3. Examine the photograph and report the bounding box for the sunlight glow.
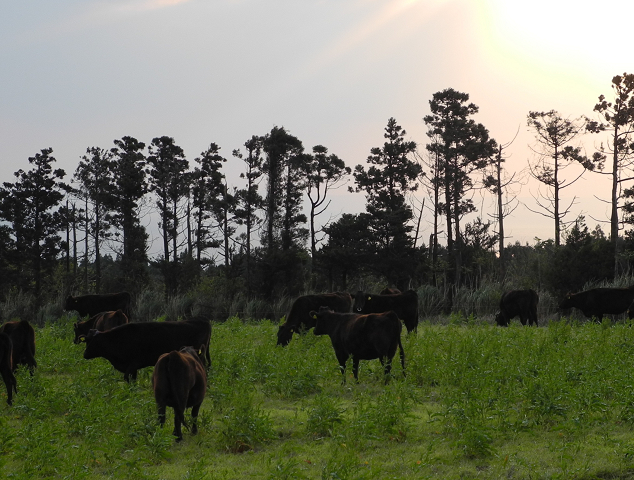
[476,0,634,95]
[305,0,451,75]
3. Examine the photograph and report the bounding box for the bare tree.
[526,110,596,247]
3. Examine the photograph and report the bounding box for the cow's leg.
[383,357,393,384]
[157,404,166,427]
[173,409,184,442]
[1,369,15,405]
[336,352,349,384]
[191,404,201,435]
[352,357,361,383]
[519,315,527,326]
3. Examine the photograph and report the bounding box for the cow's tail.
[167,352,189,431]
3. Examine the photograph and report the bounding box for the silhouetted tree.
[526,110,596,247]
[0,148,68,299]
[233,136,264,293]
[424,89,497,297]
[352,117,421,287]
[109,136,149,292]
[147,136,189,298]
[73,147,115,292]
[304,145,350,264]
[587,73,634,274]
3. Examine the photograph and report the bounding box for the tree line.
[2,75,634,312]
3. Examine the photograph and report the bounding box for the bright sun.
[475,0,634,97]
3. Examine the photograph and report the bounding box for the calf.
[65,292,131,319]
[0,333,16,405]
[353,290,419,334]
[83,320,211,382]
[73,310,129,344]
[153,346,207,442]
[0,320,36,375]
[560,287,634,322]
[495,289,539,326]
[311,307,405,384]
[277,292,352,346]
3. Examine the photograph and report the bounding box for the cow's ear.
[368,296,372,300]
[79,336,86,343]
[309,310,317,319]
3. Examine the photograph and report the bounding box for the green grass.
[3,316,634,478]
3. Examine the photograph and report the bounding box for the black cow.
[73,310,129,344]
[380,288,401,295]
[83,320,211,382]
[311,307,405,384]
[0,333,16,405]
[153,346,207,442]
[65,292,131,319]
[277,292,352,346]
[0,320,36,375]
[495,289,539,326]
[560,287,634,322]
[353,290,419,334]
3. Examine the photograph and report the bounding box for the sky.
[1,0,633,255]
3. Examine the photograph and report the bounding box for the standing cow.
[277,292,352,346]
[560,287,634,322]
[73,310,129,344]
[0,320,36,375]
[353,290,419,334]
[0,333,17,405]
[311,307,405,384]
[83,320,211,382]
[153,346,207,442]
[65,292,131,319]
[495,290,539,326]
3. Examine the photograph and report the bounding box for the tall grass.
[5,316,634,477]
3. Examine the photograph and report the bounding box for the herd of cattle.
[1,285,634,440]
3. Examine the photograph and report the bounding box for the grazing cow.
[0,320,36,375]
[311,307,405,384]
[277,292,352,346]
[83,320,211,382]
[153,346,207,442]
[559,287,634,322]
[73,310,129,344]
[65,292,131,319]
[0,333,16,405]
[495,289,539,327]
[353,290,419,334]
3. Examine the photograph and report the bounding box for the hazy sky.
[2,0,633,252]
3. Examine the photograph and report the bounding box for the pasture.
[2,315,634,479]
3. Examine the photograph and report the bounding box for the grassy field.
[3,315,634,479]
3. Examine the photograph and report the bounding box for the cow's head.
[494,312,509,327]
[353,291,369,313]
[82,329,101,359]
[73,322,88,344]
[559,293,574,310]
[311,306,334,336]
[64,295,77,311]
[276,323,294,347]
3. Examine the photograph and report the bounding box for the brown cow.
[153,346,207,442]
[310,307,405,384]
[0,333,17,405]
[0,320,36,375]
[277,292,352,346]
[73,310,129,344]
